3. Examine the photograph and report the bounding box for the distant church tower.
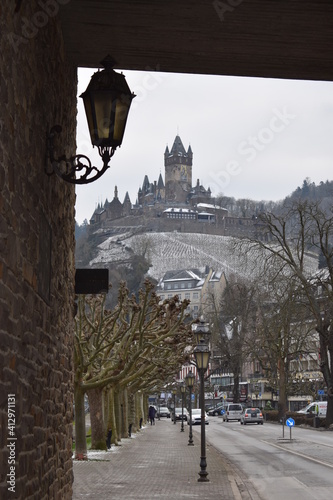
[164,135,192,203]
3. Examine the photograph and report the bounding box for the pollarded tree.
[74,280,193,459]
[251,199,333,426]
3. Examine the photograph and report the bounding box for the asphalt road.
[192,416,333,500]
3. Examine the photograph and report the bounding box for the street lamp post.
[194,337,211,483]
[185,371,195,445]
[173,389,177,424]
[180,383,186,432]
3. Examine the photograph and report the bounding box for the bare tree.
[250,199,333,426]
[210,275,257,402]
[252,272,314,418]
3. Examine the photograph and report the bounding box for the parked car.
[172,407,188,421]
[223,403,243,422]
[157,406,170,418]
[207,403,225,416]
[240,407,264,425]
[188,408,209,425]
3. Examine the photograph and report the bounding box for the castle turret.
[164,134,192,203]
[123,191,132,215]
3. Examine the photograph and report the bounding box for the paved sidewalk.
[73,419,261,499]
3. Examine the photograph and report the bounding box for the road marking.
[262,440,333,469]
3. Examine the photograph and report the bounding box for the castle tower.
[164,135,192,203]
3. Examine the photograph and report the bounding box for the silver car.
[240,407,264,425]
[223,403,243,422]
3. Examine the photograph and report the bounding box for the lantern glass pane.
[93,91,114,140]
[202,351,210,369]
[114,98,131,144]
[82,95,95,144]
[195,349,210,370]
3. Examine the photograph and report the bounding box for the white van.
[297,401,327,418]
[223,403,243,422]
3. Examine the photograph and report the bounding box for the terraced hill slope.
[89,230,318,282]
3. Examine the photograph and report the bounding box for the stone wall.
[0,2,76,498]
[96,211,262,239]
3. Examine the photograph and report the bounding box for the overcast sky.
[75,68,333,225]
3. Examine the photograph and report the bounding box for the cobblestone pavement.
[73,419,261,499]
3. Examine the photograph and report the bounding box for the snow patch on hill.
[90,231,257,280]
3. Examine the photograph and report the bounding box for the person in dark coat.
[148,406,156,425]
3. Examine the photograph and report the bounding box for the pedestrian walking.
[148,405,156,425]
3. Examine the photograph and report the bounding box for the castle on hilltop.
[89,134,263,239]
[90,134,213,223]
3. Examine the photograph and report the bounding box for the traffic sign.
[318,389,325,396]
[286,418,295,427]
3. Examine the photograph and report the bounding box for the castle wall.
[0,2,76,498]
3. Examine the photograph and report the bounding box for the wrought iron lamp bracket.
[46,125,115,184]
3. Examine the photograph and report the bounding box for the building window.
[193,292,199,299]
[185,293,190,299]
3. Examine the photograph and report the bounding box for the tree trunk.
[114,387,123,442]
[122,387,129,438]
[233,371,240,402]
[74,382,87,460]
[129,391,137,432]
[107,387,119,445]
[135,391,144,429]
[87,387,107,450]
[277,357,287,420]
[324,345,333,427]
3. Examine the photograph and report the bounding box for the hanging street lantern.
[46,55,135,184]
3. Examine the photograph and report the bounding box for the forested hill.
[287,178,333,202]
